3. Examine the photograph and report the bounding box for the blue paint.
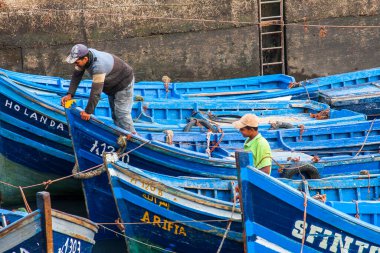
[0,67,295,100]
[4,66,380,101]
[319,82,380,119]
[238,151,380,253]
[1,69,377,182]
[105,156,380,252]
[0,193,97,253]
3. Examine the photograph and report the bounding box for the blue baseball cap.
[66,44,89,64]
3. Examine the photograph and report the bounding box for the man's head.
[232,114,259,138]
[66,44,89,68]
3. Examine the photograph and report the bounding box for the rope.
[299,125,305,141]
[353,200,360,219]
[115,218,125,232]
[162,76,171,99]
[354,119,376,158]
[2,4,196,10]
[19,187,32,213]
[72,163,106,179]
[0,136,150,216]
[205,131,212,157]
[209,131,225,153]
[216,181,237,253]
[0,179,18,189]
[302,84,312,102]
[97,219,230,225]
[118,140,151,159]
[300,192,308,253]
[3,7,380,30]
[359,170,372,199]
[310,109,330,120]
[312,193,326,203]
[97,224,177,253]
[164,130,174,145]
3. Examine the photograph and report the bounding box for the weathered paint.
[0,192,98,253]
[237,151,380,253]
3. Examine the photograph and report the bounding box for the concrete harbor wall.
[0,0,378,81]
[285,0,380,80]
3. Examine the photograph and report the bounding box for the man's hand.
[80,111,91,121]
[61,94,72,107]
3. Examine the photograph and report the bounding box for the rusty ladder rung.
[261,16,282,21]
[261,31,283,35]
[262,46,282,51]
[262,62,283,66]
[258,0,285,75]
[260,0,281,4]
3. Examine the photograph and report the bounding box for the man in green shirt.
[233,114,272,175]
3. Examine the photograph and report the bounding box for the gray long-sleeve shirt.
[68,48,134,114]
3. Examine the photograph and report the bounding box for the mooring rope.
[98,224,177,253]
[216,181,237,253]
[354,119,376,158]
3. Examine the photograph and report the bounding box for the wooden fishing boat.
[237,151,380,253]
[7,75,367,133]
[66,103,380,241]
[4,67,380,101]
[0,154,80,206]
[105,153,242,253]
[0,71,368,181]
[319,81,380,119]
[0,67,295,101]
[0,191,98,253]
[103,153,380,251]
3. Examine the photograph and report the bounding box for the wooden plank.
[37,191,53,253]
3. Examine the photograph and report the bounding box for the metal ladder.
[258,0,285,75]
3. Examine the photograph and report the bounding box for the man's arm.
[84,73,106,115]
[255,143,272,175]
[259,166,271,175]
[67,66,85,96]
[61,67,85,107]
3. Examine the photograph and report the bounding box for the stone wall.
[0,0,259,81]
[1,0,379,81]
[285,0,380,80]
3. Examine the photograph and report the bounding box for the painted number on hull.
[130,177,163,196]
[90,140,115,156]
[58,238,81,253]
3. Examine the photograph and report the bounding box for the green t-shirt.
[244,133,272,173]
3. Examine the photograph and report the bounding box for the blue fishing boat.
[0,154,81,206]
[319,81,380,119]
[105,153,242,253]
[4,67,380,101]
[4,71,366,133]
[0,191,98,253]
[68,101,380,243]
[1,71,368,181]
[104,153,380,252]
[124,99,365,132]
[0,67,295,101]
[67,104,380,178]
[0,75,75,177]
[237,151,380,253]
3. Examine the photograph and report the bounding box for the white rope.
[98,224,177,253]
[206,131,212,157]
[216,181,237,253]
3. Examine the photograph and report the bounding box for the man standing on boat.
[233,114,272,174]
[61,44,136,133]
